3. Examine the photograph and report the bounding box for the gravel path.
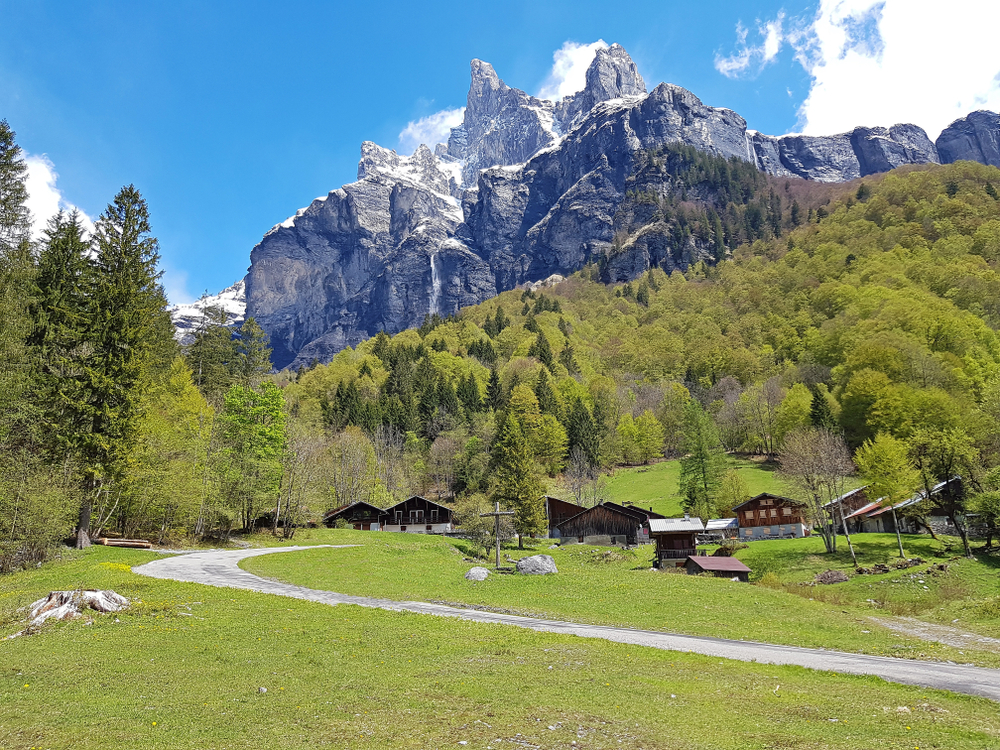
[133,545,1000,702]
[869,616,1000,652]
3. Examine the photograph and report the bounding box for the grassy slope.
[734,535,1000,639]
[244,529,1000,668]
[600,457,795,517]
[3,549,999,749]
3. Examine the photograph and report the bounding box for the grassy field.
[244,529,1000,668]
[732,534,1000,639]
[2,545,1000,749]
[599,457,798,517]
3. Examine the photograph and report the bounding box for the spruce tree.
[234,316,272,387]
[677,400,727,521]
[528,330,555,371]
[487,368,505,411]
[78,185,171,547]
[808,383,837,429]
[566,397,600,466]
[186,304,238,402]
[534,369,560,418]
[457,372,482,414]
[0,119,36,443]
[489,411,545,547]
[27,211,93,454]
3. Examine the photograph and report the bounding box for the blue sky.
[3,0,999,303]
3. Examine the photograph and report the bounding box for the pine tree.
[808,383,837,429]
[488,411,545,547]
[457,372,483,414]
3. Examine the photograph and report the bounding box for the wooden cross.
[480,501,515,569]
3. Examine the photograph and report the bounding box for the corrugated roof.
[842,500,884,521]
[823,485,869,508]
[649,517,705,533]
[685,556,751,573]
[706,518,739,530]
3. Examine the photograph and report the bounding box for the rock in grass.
[516,555,558,575]
[815,569,850,585]
[464,567,490,581]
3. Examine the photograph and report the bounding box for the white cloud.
[398,107,466,154]
[24,154,94,240]
[537,40,608,101]
[715,14,786,78]
[717,1,1000,139]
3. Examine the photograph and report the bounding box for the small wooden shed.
[649,516,705,567]
[684,556,751,582]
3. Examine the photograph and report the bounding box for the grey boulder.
[464,566,490,581]
[516,554,558,575]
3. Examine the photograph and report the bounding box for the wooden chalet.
[380,496,454,534]
[322,501,385,530]
[649,516,704,567]
[733,493,809,540]
[555,502,648,546]
[684,556,751,582]
[843,477,964,535]
[542,496,586,538]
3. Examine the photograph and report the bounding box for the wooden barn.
[733,493,809,540]
[555,502,648,546]
[322,501,385,530]
[380,496,454,534]
[684,556,751,582]
[649,516,704,567]
[542,496,586,538]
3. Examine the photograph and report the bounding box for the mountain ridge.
[238,44,1000,370]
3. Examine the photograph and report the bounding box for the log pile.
[96,538,152,549]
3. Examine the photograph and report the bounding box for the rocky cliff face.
[244,44,1000,369]
[169,280,245,345]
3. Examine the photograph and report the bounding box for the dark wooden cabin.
[380,496,454,534]
[684,556,751,582]
[323,501,385,530]
[649,516,705,567]
[733,493,809,540]
[543,496,586,537]
[554,502,647,546]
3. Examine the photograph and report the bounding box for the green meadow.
[2,543,1000,749]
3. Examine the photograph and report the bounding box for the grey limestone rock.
[242,44,1000,369]
[464,567,490,581]
[516,554,558,575]
[937,110,1000,167]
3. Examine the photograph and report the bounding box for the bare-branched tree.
[779,427,856,560]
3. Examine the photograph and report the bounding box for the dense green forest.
[3,114,1000,570]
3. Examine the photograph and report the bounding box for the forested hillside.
[3,108,1000,568]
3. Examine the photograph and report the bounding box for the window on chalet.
[395,511,403,524]
[782,508,792,516]
[770,509,778,518]
[410,510,423,523]
[430,509,439,522]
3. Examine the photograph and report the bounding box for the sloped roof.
[649,517,705,533]
[842,500,884,521]
[685,556,751,573]
[732,493,805,512]
[382,495,452,514]
[822,485,869,508]
[322,500,386,520]
[706,518,739,531]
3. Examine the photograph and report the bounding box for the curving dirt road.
[133,545,1000,702]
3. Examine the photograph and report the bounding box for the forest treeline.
[3,115,1000,570]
